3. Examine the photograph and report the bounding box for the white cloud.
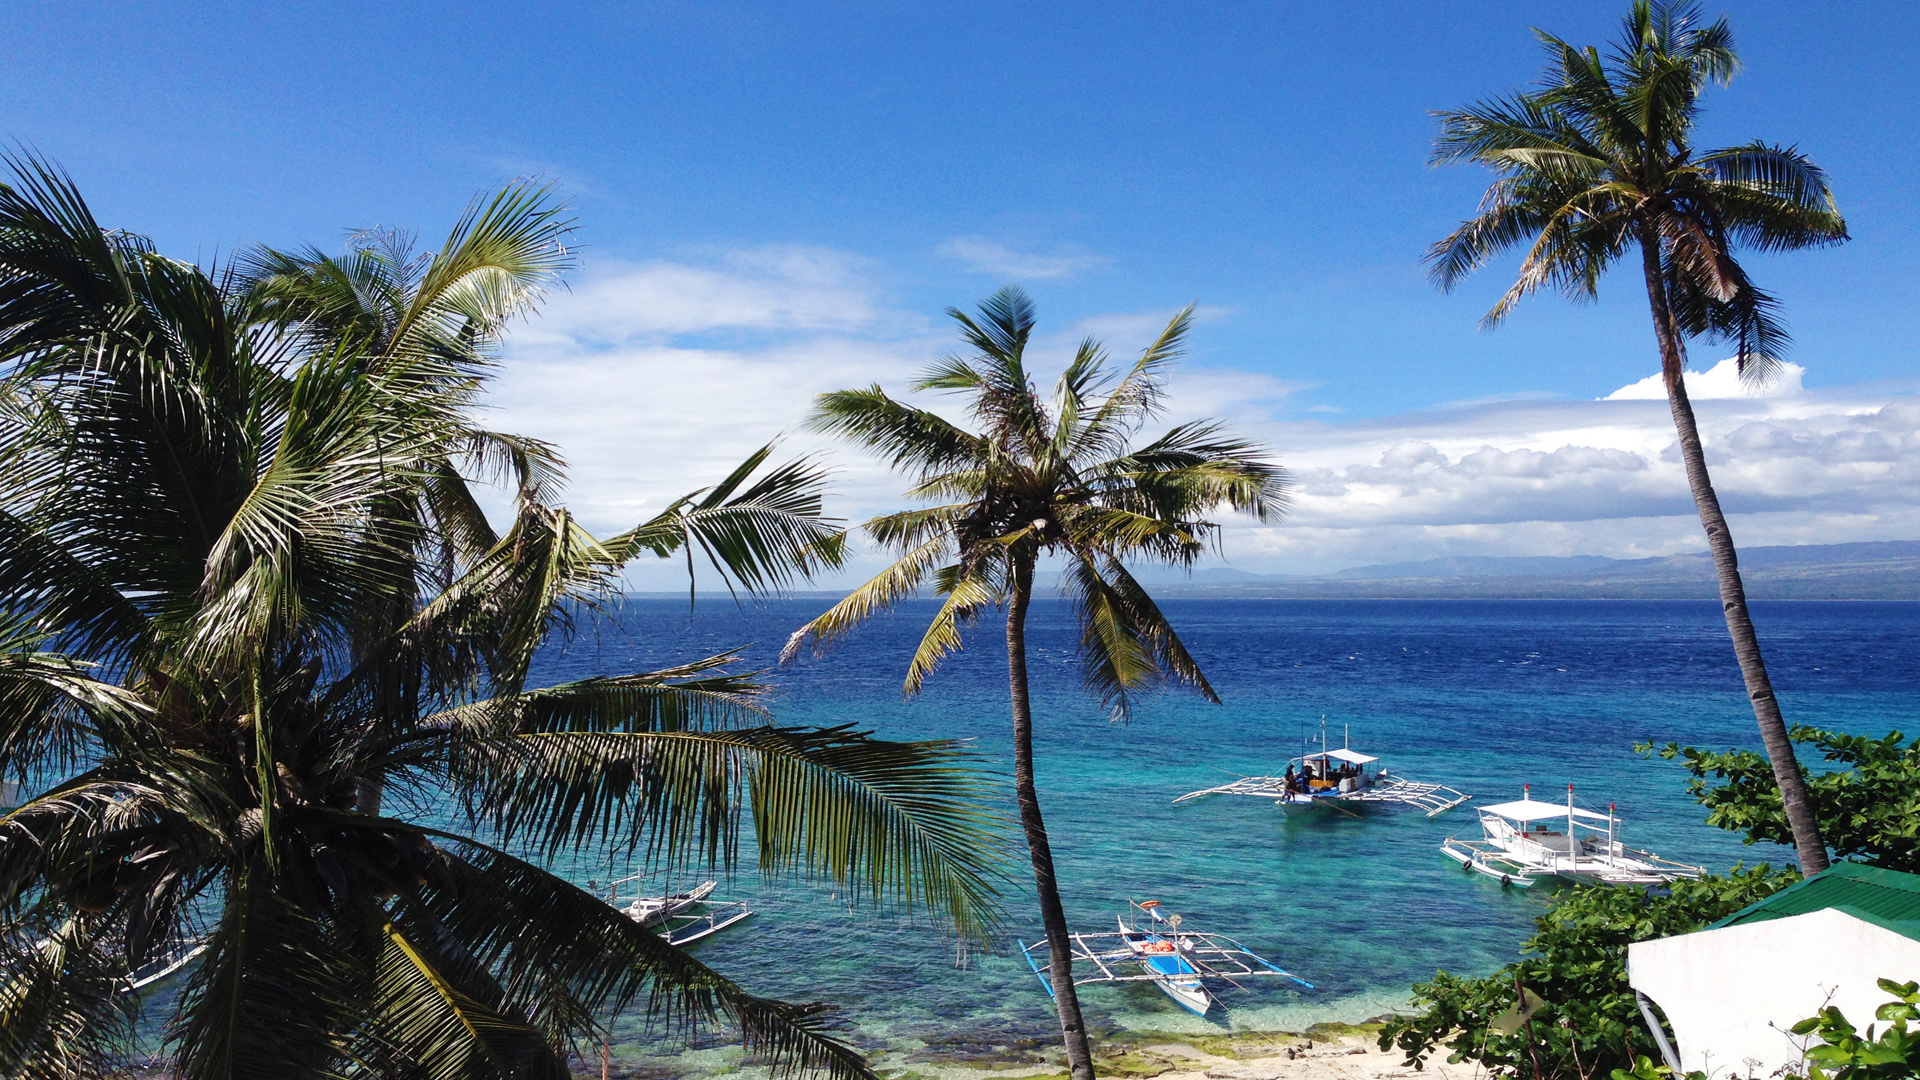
[515,247,894,346]
[1214,385,1920,573]
[937,236,1111,280]
[1605,356,1806,400]
[490,254,1920,586]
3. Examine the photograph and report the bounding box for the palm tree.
[1427,0,1847,871]
[782,287,1288,1079]
[0,155,1005,1079]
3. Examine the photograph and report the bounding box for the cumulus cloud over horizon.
[488,254,1920,584]
[1604,356,1807,401]
[1228,393,1920,571]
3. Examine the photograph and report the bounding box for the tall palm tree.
[1427,0,1847,870]
[0,155,1005,1079]
[783,287,1288,1079]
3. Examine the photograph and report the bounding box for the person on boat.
[1282,764,1298,793]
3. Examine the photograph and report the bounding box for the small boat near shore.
[1174,722,1470,817]
[1440,784,1704,887]
[125,940,208,993]
[623,879,716,925]
[1117,902,1209,1013]
[603,875,753,946]
[1020,900,1312,1017]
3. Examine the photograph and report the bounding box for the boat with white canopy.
[1440,784,1704,887]
[1174,721,1469,816]
[1020,900,1313,1017]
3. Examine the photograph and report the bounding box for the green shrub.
[1646,728,1920,873]
[1378,868,1796,1078]
[1794,978,1920,1080]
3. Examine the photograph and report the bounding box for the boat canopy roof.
[1301,748,1379,765]
[1479,798,1615,823]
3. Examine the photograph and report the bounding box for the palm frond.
[1092,421,1292,524]
[385,179,574,366]
[427,659,768,739]
[404,835,879,1080]
[365,922,568,1080]
[904,562,998,695]
[453,722,1007,939]
[0,913,136,1080]
[1059,553,1217,720]
[806,388,983,481]
[934,288,1051,452]
[603,445,847,600]
[1071,306,1192,464]
[1699,142,1838,213]
[167,859,363,1080]
[780,533,949,663]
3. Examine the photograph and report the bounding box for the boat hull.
[626,880,717,925]
[1119,917,1212,1016]
[1441,839,1535,887]
[660,901,752,946]
[1139,956,1210,1015]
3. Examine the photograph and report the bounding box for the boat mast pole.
[1567,784,1577,873]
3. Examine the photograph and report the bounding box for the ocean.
[529,597,1920,1074]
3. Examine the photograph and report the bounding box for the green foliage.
[0,154,1006,1080]
[1426,0,1846,372]
[1645,728,1920,872]
[1794,978,1920,1080]
[1379,867,1796,1078]
[1611,1054,1694,1080]
[783,285,1290,717]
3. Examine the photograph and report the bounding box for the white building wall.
[1628,908,1920,1077]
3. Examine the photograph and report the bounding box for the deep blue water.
[533,599,1918,1070]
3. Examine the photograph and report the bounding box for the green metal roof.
[1711,862,1920,944]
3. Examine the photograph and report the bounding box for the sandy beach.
[863,1026,1468,1080]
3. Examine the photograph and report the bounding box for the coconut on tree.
[1427,0,1848,869]
[783,287,1288,1079]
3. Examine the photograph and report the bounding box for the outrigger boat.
[125,939,208,993]
[1020,900,1312,1017]
[603,875,753,946]
[1174,721,1470,817]
[1440,784,1705,887]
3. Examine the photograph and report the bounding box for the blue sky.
[6,2,1917,575]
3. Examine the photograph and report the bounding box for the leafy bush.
[1645,728,1920,873]
[1794,978,1920,1080]
[1378,867,1796,1078]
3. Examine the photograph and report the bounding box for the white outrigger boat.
[603,875,753,946]
[1174,722,1470,817]
[125,939,207,993]
[1020,900,1312,1017]
[1440,784,1705,887]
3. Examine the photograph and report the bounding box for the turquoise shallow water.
[526,598,1920,1071]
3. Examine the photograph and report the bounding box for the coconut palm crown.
[0,155,1004,1080]
[1427,0,1847,869]
[783,286,1287,1079]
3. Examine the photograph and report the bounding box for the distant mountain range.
[1120,541,1920,600]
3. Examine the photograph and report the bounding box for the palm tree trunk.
[1638,230,1829,873]
[1007,553,1097,1080]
